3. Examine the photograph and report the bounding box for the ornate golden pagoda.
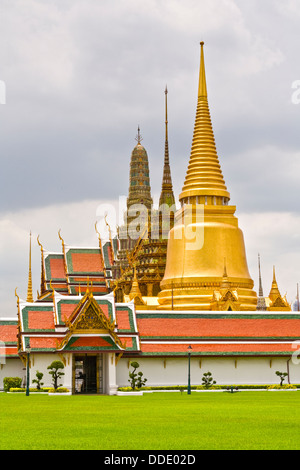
[265,266,291,311]
[158,42,257,311]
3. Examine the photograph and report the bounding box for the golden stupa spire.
[269,265,281,302]
[158,43,257,311]
[179,42,230,204]
[26,231,34,303]
[198,42,207,98]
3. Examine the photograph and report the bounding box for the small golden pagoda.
[265,266,291,311]
[158,42,257,311]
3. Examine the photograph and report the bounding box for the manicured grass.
[1,391,300,450]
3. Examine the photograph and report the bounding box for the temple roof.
[2,304,300,358]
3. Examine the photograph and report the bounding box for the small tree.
[128,361,147,390]
[275,371,288,387]
[48,361,65,391]
[202,371,216,389]
[32,370,44,390]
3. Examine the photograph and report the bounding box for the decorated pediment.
[211,289,240,311]
[75,304,112,331]
[57,291,125,351]
[271,296,286,308]
[221,290,238,303]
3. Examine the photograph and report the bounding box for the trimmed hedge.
[118,384,300,392]
[3,377,22,392]
[8,387,52,393]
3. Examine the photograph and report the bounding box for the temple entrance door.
[74,355,99,394]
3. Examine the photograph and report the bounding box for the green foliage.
[3,377,22,392]
[9,388,48,393]
[128,361,147,390]
[275,371,288,386]
[48,387,69,393]
[202,372,217,389]
[32,371,44,390]
[267,384,297,390]
[47,361,65,391]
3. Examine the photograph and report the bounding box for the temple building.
[113,87,176,306]
[1,43,299,394]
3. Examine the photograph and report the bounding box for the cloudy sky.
[1,0,300,316]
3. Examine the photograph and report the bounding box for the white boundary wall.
[117,356,300,387]
[2,354,300,392]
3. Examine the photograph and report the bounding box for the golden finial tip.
[200,41,204,46]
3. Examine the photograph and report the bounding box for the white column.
[105,353,118,395]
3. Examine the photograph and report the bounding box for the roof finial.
[26,231,34,303]
[37,235,46,296]
[135,125,143,144]
[198,41,207,98]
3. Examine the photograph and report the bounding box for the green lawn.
[0,391,300,450]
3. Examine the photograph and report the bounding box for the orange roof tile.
[0,324,18,342]
[141,342,296,354]
[137,317,300,339]
[28,310,55,330]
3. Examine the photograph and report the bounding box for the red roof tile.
[0,324,18,342]
[28,310,55,330]
[137,317,300,338]
[71,252,104,272]
[49,258,66,279]
[141,342,296,354]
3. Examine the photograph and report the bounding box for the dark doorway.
[74,356,97,394]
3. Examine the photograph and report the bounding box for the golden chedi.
[158,42,257,311]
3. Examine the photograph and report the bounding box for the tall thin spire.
[258,254,264,297]
[256,254,266,310]
[179,42,230,204]
[26,231,34,303]
[198,41,207,98]
[159,86,175,209]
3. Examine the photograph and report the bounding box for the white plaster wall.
[0,358,25,390]
[28,353,72,390]
[116,357,300,387]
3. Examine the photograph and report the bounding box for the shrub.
[267,384,297,390]
[32,371,44,390]
[9,388,49,393]
[48,387,69,393]
[47,361,65,391]
[202,372,217,389]
[128,362,147,390]
[3,377,22,392]
[275,371,288,386]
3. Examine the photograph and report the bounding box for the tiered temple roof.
[2,304,300,359]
